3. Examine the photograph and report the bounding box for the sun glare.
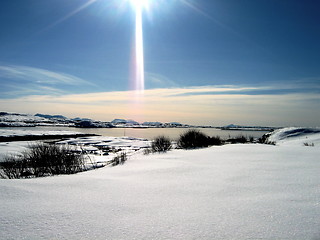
[130,0,149,10]
[129,0,147,92]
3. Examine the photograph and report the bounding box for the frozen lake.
[0,126,270,140]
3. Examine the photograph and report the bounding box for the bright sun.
[129,0,149,10]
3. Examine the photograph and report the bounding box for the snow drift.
[0,128,320,239]
[267,127,320,146]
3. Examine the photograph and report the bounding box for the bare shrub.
[0,143,84,179]
[265,141,276,145]
[303,142,315,147]
[177,129,209,149]
[151,136,172,153]
[0,155,25,179]
[208,136,224,146]
[258,131,273,143]
[143,148,153,155]
[25,143,84,177]
[111,152,127,166]
[227,135,248,144]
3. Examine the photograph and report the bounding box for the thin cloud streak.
[2,84,67,97]
[1,85,319,127]
[0,65,93,86]
[145,72,178,89]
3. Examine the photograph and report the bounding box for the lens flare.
[129,0,151,92]
[134,1,145,92]
[128,0,148,121]
[130,0,149,9]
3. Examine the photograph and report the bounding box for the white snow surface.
[0,135,150,163]
[0,128,320,239]
[0,128,82,138]
[267,127,320,146]
[0,128,81,161]
[57,136,150,150]
[0,129,88,160]
[0,114,46,123]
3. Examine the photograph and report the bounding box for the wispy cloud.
[1,84,319,126]
[0,65,96,96]
[0,65,92,85]
[3,84,68,97]
[171,84,320,97]
[145,72,178,89]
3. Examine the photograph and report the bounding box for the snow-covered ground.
[0,113,62,127]
[0,113,46,123]
[0,128,320,239]
[0,133,151,163]
[0,129,99,160]
[0,128,83,138]
[267,127,320,147]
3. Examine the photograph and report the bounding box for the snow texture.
[0,128,320,239]
[267,127,320,146]
[0,128,82,138]
[0,113,46,123]
[0,129,85,160]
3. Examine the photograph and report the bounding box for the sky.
[0,0,319,126]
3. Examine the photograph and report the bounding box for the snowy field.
[0,134,151,165]
[0,128,81,138]
[0,128,320,239]
[0,128,99,160]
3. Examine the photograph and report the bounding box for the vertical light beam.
[128,0,146,122]
[134,1,145,92]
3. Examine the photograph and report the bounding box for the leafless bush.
[143,148,153,155]
[0,143,84,179]
[265,141,276,145]
[303,142,315,147]
[208,136,224,146]
[177,129,209,149]
[111,152,127,166]
[226,135,248,144]
[152,136,172,153]
[0,155,25,179]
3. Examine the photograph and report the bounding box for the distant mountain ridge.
[35,114,67,119]
[1,111,274,130]
[0,112,192,128]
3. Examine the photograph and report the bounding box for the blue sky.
[0,0,319,126]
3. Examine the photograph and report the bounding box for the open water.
[9,126,270,140]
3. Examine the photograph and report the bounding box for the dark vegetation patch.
[177,129,210,149]
[151,136,172,153]
[177,129,255,149]
[0,143,85,179]
[225,135,248,144]
[110,152,128,166]
[145,129,259,153]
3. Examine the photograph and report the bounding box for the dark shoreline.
[0,134,98,142]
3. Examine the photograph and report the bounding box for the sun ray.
[130,0,149,10]
[43,0,97,31]
[128,0,149,121]
[134,0,145,92]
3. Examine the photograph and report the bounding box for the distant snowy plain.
[0,128,320,239]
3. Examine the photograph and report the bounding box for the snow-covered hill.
[0,112,70,127]
[267,127,320,146]
[0,112,190,128]
[0,112,48,126]
[0,127,320,239]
